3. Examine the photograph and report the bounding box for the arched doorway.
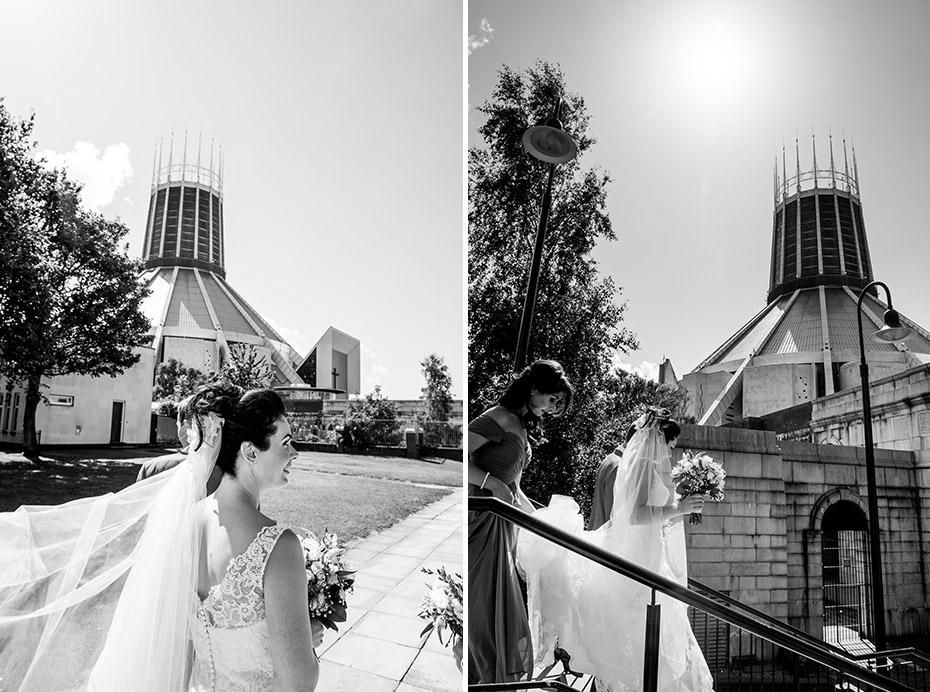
[821,500,871,649]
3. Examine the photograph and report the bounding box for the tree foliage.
[152,358,212,417]
[469,61,642,507]
[219,343,274,391]
[420,353,453,421]
[343,385,401,449]
[0,101,151,458]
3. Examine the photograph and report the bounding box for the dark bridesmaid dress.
[467,411,533,684]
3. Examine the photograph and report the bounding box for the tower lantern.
[142,135,226,277]
[768,134,872,303]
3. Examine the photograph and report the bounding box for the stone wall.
[811,363,930,452]
[677,423,930,644]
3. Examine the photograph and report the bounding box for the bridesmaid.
[467,359,573,683]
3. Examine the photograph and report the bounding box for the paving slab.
[319,489,463,692]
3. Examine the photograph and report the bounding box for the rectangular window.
[2,392,10,433]
[149,188,167,258]
[164,187,182,257]
[783,201,798,279]
[197,189,211,260]
[799,197,818,274]
[818,196,840,274]
[48,394,74,406]
[836,196,859,276]
[772,208,783,287]
[179,187,198,258]
[10,393,20,434]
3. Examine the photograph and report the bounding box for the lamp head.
[871,308,914,343]
[522,116,578,164]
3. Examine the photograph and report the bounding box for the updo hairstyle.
[182,382,287,476]
[499,359,573,442]
[659,418,681,444]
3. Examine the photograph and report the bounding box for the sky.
[1,0,463,400]
[468,0,930,382]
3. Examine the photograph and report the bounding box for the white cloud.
[362,344,388,392]
[38,141,133,212]
[265,318,316,356]
[468,17,494,55]
[615,358,661,382]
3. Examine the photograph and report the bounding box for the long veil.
[0,414,222,692]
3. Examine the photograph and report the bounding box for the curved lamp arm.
[856,280,892,362]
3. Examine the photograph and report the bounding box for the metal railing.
[419,420,463,448]
[468,496,922,692]
[288,413,464,450]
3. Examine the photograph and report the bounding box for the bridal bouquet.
[671,451,726,524]
[300,530,356,631]
[418,566,464,670]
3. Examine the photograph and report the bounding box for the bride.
[517,408,715,692]
[0,383,323,691]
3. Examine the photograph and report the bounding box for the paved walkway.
[318,489,464,691]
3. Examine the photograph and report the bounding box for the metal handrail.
[689,577,930,670]
[468,683,583,691]
[688,577,851,656]
[469,496,919,692]
[852,648,930,666]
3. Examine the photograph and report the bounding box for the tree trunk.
[22,373,42,461]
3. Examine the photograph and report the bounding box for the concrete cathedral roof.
[694,287,930,374]
[139,266,303,385]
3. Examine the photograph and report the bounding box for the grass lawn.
[0,447,462,545]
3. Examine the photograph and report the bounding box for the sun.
[667,13,760,115]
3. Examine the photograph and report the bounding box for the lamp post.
[513,97,578,372]
[856,280,913,654]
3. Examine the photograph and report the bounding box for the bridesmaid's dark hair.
[182,382,287,476]
[499,359,573,442]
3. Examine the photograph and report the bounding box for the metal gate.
[822,529,872,652]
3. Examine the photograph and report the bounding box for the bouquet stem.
[689,512,702,525]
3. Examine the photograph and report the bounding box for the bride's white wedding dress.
[517,421,714,692]
[191,524,289,692]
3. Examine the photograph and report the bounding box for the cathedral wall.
[678,424,930,650]
[680,371,732,420]
[837,361,908,391]
[163,336,219,373]
[742,363,815,418]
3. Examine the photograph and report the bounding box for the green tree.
[420,353,453,421]
[152,357,212,417]
[0,102,151,459]
[469,62,639,506]
[572,368,692,517]
[343,385,401,449]
[219,343,273,390]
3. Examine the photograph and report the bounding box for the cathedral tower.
[142,134,226,277]
[680,134,930,426]
[138,134,304,385]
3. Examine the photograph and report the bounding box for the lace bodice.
[191,524,289,692]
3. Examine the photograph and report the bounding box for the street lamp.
[856,280,914,654]
[513,98,579,372]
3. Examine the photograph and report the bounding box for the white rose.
[430,586,450,610]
